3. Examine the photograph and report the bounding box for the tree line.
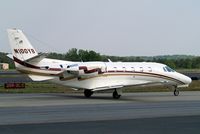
[0,52,15,68]
[1,49,200,69]
[48,48,200,69]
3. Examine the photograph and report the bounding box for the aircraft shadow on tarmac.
[45,93,172,102]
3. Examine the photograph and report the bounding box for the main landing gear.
[113,89,121,99]
[84,89,93,98]
[84,89,122,99]
[170,86,179,96]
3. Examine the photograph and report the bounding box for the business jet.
[7,29,192,99]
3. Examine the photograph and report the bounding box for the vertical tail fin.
[7,29,38,63]
[7,29,57,81]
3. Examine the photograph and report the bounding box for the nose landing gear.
[174,88,179,96]
[170,86,179,96]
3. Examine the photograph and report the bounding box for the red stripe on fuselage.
[13,56,40,69]
[13,56,61,71]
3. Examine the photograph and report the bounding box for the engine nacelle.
[78,66,101,78]
[66,64,105,79]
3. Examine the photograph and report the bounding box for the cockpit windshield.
[163,66,175,72]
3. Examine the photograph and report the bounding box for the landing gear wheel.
[174,89,179,96]
[84,89,93,98]
[113,89,121,99]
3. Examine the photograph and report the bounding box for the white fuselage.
[15,58,192,91]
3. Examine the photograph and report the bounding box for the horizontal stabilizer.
[7,54,13,60]
[25,53,48,63]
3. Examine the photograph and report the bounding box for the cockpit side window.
[163,67,167,72]
[164,66,175,72]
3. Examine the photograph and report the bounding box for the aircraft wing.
[92,85,124,91]
[92,81,168,92]
[25,53,48,63]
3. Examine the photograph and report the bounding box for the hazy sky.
[0,0,200,56]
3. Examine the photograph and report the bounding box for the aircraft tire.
[113,90,121,99]
[84,89,93,98]
[174,89,179,96]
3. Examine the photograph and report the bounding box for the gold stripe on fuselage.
[18,68,184,85]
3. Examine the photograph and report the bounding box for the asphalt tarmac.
[0,92,200,134]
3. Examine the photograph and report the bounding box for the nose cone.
[175,72,192,87]
[184,75,192,85]
[178,73,192,85]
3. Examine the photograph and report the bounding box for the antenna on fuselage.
[108,59,112,62]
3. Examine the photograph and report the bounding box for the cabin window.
[114,67,117,72]
[131,67,135,72]
[122,67,126,72]
[148,67,152,72]
[60,65,63,68]
[140,67,143,72]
